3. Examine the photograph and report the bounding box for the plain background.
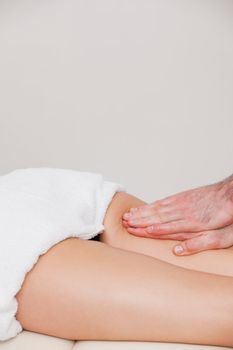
[0,0,232,202]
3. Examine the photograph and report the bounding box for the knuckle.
[207,233,221,249]
[149,223,161,233]
[188,218,203,231]
[157,224,164,231]
[221,231,233,248]
[185,232,222,252]
[184,237,202,252]
[184,240,195,251]
[149,224,157,232]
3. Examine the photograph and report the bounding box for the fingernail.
[130,207,138,213]
[174,245,184,255]
[123,213,131,219]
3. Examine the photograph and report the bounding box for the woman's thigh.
[15,236,233,346]
[101,225,233,277]
[16,237,104,340]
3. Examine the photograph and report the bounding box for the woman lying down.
[0,168,232,347]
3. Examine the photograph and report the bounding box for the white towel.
[0,168,125,341]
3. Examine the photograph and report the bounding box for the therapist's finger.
[126,211,182,228]
[149,232,202,241]
[124,204,184,227]
[123,204,157,220]
[173,223,233,256]
[126,226,156,238]
[125,199,170,219]
[126,226,201,241]
[146,220,200,235]
[126,198,180,220]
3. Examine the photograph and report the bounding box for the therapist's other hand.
[170,223,233,255]
[122,220,233,255]
[123,178,233,236]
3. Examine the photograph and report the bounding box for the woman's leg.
[101,227,233,278]
[16,237,233,347]
[101,192,233,277]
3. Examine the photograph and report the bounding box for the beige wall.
[0,0,232,202]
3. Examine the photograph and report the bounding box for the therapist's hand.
[123,175,233,255]
[123,220,233,255]
[124,179,233,235]
[170,223,233,255]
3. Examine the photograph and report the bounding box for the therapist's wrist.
[221,174,233,203]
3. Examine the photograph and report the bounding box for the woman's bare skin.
[15,192,233,347]
[102,192,233,277]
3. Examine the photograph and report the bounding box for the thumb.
[173,232,220,256]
